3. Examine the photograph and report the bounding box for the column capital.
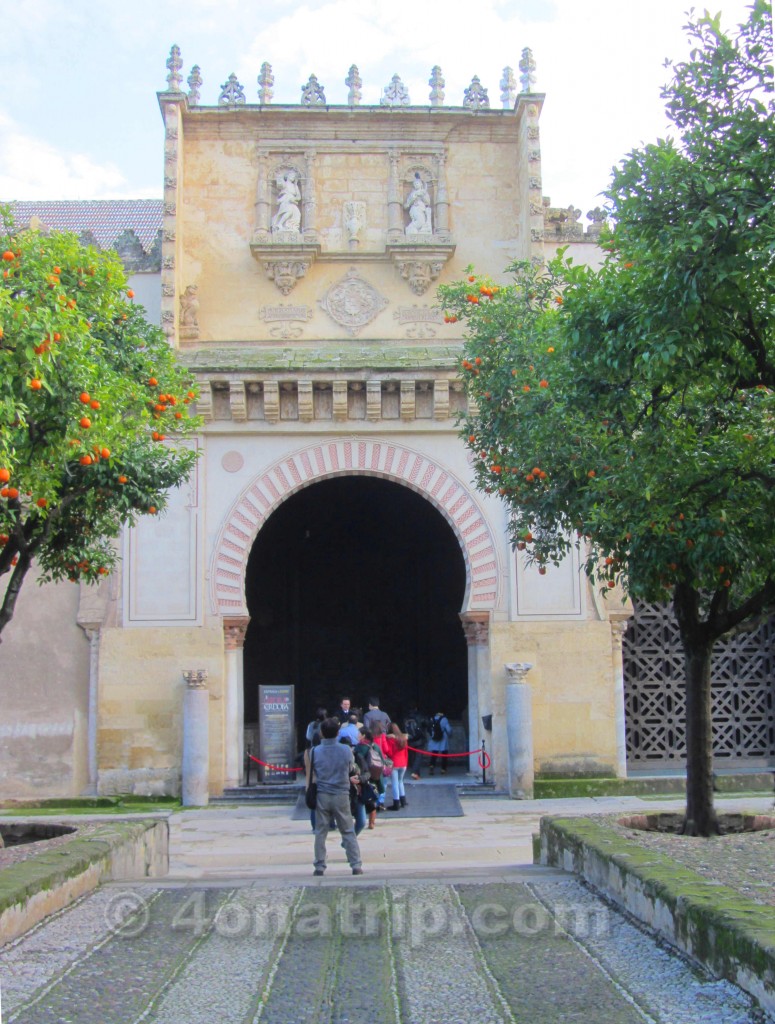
[459,610,490,646]
[505,662,533,684]
[183,669,209,689]
[609,615,630,651]
[223,616,250,651]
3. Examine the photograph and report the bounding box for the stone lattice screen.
[623,602,775,767]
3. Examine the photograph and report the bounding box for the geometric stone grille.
[623,601,775,766]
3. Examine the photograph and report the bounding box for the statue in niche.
[272,169,302,233]
[404,172,432,235]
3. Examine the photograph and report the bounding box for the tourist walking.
[308,718,363,875]
[383,722,409,809]
[427,711,452,775]
[338,713,361,746]
[305,706,327,748]
[355,728,379,829]
[363,697,391,733]
[334,697,352,724]
[406,708,428,780]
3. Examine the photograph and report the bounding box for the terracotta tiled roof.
[9,200,163,254]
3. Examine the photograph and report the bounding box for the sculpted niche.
[272,168,302,235]
[404,172,433,235]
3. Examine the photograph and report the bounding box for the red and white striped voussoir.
[210,439,503,616]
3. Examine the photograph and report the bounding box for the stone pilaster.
[610,616,630,778]
[460,610,491,774]
[223,618,249,789]
[387,151,403,242]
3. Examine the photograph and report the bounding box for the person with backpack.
[427,710,452,775]
[405,708,428,780]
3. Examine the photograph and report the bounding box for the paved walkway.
[1,793,772,1023]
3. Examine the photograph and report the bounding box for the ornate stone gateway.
[623,602,775,767]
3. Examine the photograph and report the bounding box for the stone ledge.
[539,815,775,1017]
[0,818,168,946]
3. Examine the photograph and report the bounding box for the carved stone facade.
[0,52,639,804]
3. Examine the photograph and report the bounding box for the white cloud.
[0,112,157,201]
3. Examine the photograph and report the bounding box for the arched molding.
[210,437,503,617]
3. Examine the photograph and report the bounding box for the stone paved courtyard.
[2,794,773,1022]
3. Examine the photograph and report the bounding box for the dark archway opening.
[244,476,468,745]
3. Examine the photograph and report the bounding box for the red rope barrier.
[248,754,303,773]
[405,745,483,758]
[477,751,492,770]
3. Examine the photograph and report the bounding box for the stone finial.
[587,207,607,224]
[187,65,202,106]
[219,73,246,105]
[166,45,183,91]
[500,66,516,108]
[463,75,490,110]
[301,74,326,105]
[258,62,274,103]
[519,47,537,93]
[381,74,410,107]
[429,66,445,106]
[346,65,362,106]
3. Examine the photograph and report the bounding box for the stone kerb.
[211,437,502,617]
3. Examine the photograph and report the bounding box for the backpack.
[404,716,423,744]
[431,715,445,742]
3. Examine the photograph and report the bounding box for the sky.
[0,0,754,217]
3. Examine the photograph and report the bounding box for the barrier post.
[481,738,487,786]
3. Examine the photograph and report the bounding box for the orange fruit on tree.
[90,400,100,410]
[36,497,47,508]
[118,475,128,484]
[148,505,157,514]
[29,378,42,390]
[79,455,93,466]
[5,487,19,499]
[80,417,91,429]
[80,392,90,404]
[2,250,14,262]
[101,448,110,459]
[148,377,158,387]
[0,468,9,483]
[126,289,135,299]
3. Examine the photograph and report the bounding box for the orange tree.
[440,2,774,835]
[0,215,199,638]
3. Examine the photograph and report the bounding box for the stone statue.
[404,173,432,235]
[272,170,302,233]
[179,285,200,339]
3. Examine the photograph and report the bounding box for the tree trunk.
[0,551,33,641]
[674,584,719,836]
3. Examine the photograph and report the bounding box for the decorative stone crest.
[187,65,202,105]
[519,48,537,93]
[301,74,326,105]
[429,66,445,106]
[179,285,200,340]
[257,62,274,103]
[381,74,410,107]
[165,46,183,91]
[343,201,366,248]
[319,269,388,336]
[500,67,516,108]
[259,302,313,339]
[346,65,362,106]
[219,73,246,105]
[463,76,490,110]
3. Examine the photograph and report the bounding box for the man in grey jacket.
[308,717,363,876]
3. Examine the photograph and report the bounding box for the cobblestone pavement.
[1,876,769,1024]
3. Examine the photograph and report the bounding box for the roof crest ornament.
[187,65,202,106]
[301,74,327,105]
[519,48,537,93]
[500,66,516,108]
[380,74,410,107]
[165,45,183,91]
[258,63,274,104]
[429,66,445,106]
[219,73,246,105]
[463,75,490,110]
[346,65,362,106]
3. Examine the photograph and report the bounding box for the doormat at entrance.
[291,783,463,820]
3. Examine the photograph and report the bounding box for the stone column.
[79,625,101,796]
[610,617,629,778]
[223,618,250,789]
[255,153,271,238]
[435,151,450,237]
[303,150,318,240]
[460,611,491,774]
[182,669,209,806]
[505,662,534,798]
[387,151,403,241]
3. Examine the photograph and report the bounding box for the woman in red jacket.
[383,722,409,810]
